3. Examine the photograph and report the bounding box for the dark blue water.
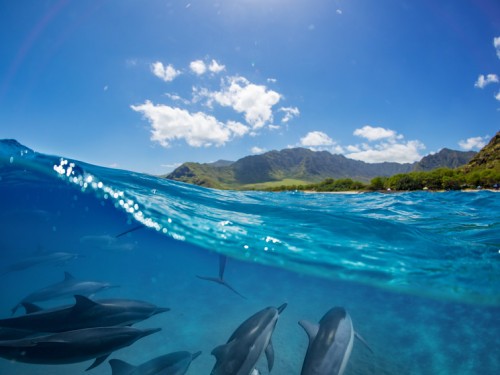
[0,139,499,374]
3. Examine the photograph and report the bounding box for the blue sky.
[1,0,500,174]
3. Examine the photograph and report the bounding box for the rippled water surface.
[1,139,499,375]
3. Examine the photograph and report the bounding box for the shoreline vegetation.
[258,168,500,193]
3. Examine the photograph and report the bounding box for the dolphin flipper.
[298,320,320,351]
[355,331,373,353]
[86,354,110,371]
[265,340,274,371]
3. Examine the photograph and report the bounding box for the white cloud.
[347,126,424,163]
[103,85,108,91]
[151,62,181,82]
[267,78,277,83]
[496,91,500,101]
[165,93,190,105]
[251,146,266,154]
[298,131,344,153]
[494,36,500,59]
[459,136,489,150]
[474,74,499,88]
[353,125,402,141]
[131,100,248,147]
[210,76,281,129]
[336,9,342,15]
[190,60,206,75]
[161,162,182,169]
[279,106,300,123]
[300,131,334,147]
[346,140,425,163]
[209,60,225,73]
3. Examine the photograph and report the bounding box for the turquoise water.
[0,139,499,374]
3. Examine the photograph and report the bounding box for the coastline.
[301,188,500,194]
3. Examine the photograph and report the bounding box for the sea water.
[0,139,499,375]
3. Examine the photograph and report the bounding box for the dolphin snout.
[277,303,287,314]
[154,307,171,315]
[141,327,162,338]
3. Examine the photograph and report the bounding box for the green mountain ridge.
[165,147,478,190]
[461,130,500,174]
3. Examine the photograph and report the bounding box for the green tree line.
[262,168,500,192]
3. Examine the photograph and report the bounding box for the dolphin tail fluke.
[86,354,110,371]
[218,255,228,279]
[220,280,247,299]
[196,275,246,299]
[192,351,202,360]
[109,359,136,375]
[355,331,373,353]
[115,225,145,238]
[196,275,221,283]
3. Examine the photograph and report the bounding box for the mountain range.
[165,146,477,190]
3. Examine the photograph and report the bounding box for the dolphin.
[109,350,201,375]
[197,255,246,299]
[0,327,38,341]
[1,251,82,277]
[299,307,373,375]
[210,303,287,375]
[0,295,169,333]
[11,272,118,315]
[0,326,161,371]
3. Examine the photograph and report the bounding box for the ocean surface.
[0,138,499,375]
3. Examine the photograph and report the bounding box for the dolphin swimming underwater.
[109,350,201,375]
[0,326,161,371]
[0,295,169,333]
[210,303,287,375]
[299,307,373,375]
[0,251,82,277]
[11,272,118,315]
[197,255,246,299]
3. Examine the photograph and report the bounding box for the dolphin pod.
[210,303,287,375]
[0,295,169,333]
[0,326,161,371]
[299,307,373,375]
[109,350,201,375]
[11,272,118,315]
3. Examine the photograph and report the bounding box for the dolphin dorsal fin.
[74,295,99,311]
[22,302,44,314]
[109,359,137,375]
[299,320,319,344]
[265,339,275,371]
[64,272,75,281]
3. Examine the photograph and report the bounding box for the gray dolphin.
[197,255,246,299]
[0,295,169,333]
[109,350,201,375]
[1,251,82,277]
[299,307,372,375]
[11,272,118,315]
[210,303,287,375]
[0,326,161,371]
